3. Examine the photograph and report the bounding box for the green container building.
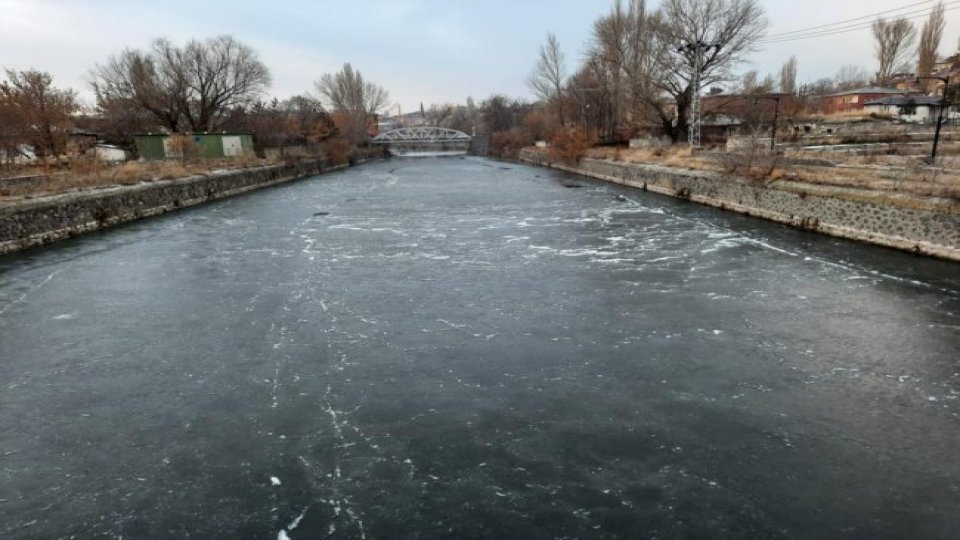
[134,133,255,160]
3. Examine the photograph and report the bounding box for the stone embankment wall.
[0,159,365,254]
[520,149,960,261]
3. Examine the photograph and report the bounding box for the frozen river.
[2,157,959,538]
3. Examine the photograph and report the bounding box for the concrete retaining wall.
[520,149,960,261]
[0,159,364,254]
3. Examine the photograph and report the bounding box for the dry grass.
[554,143,960,201]
[587,145,714,169]
[0,155,274,200]
[770,165,960,199]
[0,143,388,201]
[789,142,960,167]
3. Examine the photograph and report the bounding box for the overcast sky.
[1,0,957,113]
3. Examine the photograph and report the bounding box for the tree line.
[0,35,391,162]
[519,0,958,150]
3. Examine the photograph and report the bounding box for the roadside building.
[933,53,960,86]
[66,129,99,157]
[92,144,129,162]
[818,87,906,114]
[700,93,797,143]
[864,95,959,123]
[133,133,254,160]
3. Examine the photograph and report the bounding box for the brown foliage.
[324,137,354,165]
[522,109,555,141]
[489,129,535,159]
[548,127,598,164]
[0,69,78,161]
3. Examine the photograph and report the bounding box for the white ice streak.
[0,265,70,317]
[288,508,307,530]
[438,319,467,329]
[589,258,634,264]
[559,249,618,258]
[328,224,409,236]
[271,361,281,409]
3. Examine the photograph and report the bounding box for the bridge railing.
[372,127,472,145]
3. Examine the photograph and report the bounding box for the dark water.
[1,157,959,539]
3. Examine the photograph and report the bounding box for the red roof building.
[818,87,906,114]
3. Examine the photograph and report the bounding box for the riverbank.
[520,148,960,262]
[0,157,380,254]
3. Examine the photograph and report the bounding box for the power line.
[761,2,956,42]
[762,0,939,39]
[759,3,958,43]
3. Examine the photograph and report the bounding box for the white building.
[93,144,129,162]
[863,96,958,124]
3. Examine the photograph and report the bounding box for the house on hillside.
[864,95,959,124]
[933,53,960,85]
[818,87,906,114]
[699,93,798,143]
[702,93,798,123]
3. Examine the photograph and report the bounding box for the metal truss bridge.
[372,127,472,145]
[372,127,472,156]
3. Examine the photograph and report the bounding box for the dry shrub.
[490,129,534,159]
[721,148,780,182]
[548,127,598,164]
[662,146,693,167]
[68,157,106,177]
[324,137,354,165]
[719,128,781,182]
[522,109,556,141]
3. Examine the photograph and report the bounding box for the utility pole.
[679,41,720,148]
[917,76,951,163]
[753,95,783,152]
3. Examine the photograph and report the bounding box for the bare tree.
[651,0,768,141]
[567,58,615,138]
[780,56,798,95]
[91,42,185,132]
[91,35,270,133]
[917,2,946,79]
[758,73,777,93]
[834,64,871,90]
[740,70,759,92]
[0,81,24,164]
[179,36,271,131]
[799,78,836,96]
[0,69,77,160]
[74,96,157,151]
[446,98,480,135]
[872,17,917,84]
[315,63,390,143]
[528,33,568,126]
[586,0,660,140]
[315,63,390,116]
